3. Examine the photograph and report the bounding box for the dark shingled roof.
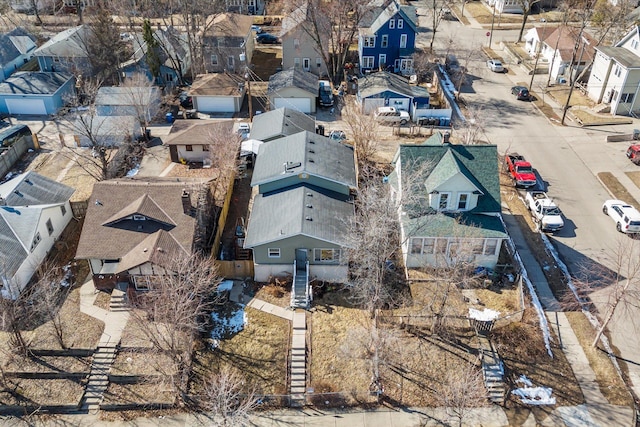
[267,67,318,96]
[75,178,207,264]
[249,108,316,142]
[0,72,73,95]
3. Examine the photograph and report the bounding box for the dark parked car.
[179,91,193,109]
[256,33,280,44]
[511,86,531,101]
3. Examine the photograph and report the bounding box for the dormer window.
[398,19,404,29]
[438,193,450,210]
[133,215,146,221]
[389,19,395,29]
[457,193,470,210]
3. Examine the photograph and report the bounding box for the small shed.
[189,73,246,114]
[0,71,75,116]
[95,86,162,123]
[357,71,428,115]
[73,115,141,147]
[267,67,318,113]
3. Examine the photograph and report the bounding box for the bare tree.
[0,293,31,356]
[341,98,380,165]
[515,0,542,43]
[82,7,129,83]
[120,72,158,140]
[437,360,487,427]
[30,263,72,349]
[204,122,242,199]
[456,104,489,145]
[568,237,640,348]
[127,254,221,398]
[197,367,260,427]
[426,0,453,52]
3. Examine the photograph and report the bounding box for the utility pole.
[529,19,546,91]
[489,3,496,48]
[561,32,587,125]
[240,50,253,122]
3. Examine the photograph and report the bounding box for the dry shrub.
[262,285,284,299]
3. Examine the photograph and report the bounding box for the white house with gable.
[587,26,640,116]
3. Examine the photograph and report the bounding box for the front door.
[295,249,307,271]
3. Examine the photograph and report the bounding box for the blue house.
[357,71,429,116]
[358,0,418,74]
[0,27,36,82]
[34,26,93,76]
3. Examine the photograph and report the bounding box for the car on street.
[256,33,279,44]
[511,86,531,101]
[237,123,250,140]
[627,144,640,165]
[487,59,504,73]
[250,25,263,34]
[602,199,640,234]
[329,130,346,142]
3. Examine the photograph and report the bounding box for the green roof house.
[389,132,507,270]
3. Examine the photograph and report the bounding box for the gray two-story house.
[244,131,356,306]
[280,1,329,77]
[202,13,255,74]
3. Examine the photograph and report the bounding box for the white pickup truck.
[525,191,564,232]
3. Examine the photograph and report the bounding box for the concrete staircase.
[289,312,306,407]
[109,287,128,312]
[292,266,308,308]
[478,336,505,405]
[81,345,117,412]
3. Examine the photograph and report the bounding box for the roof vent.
[309,149,315,154]
[309,140,315,144]
[306,193,312,197]
[306,204,312,208]
[13,190,23,197]
[308,158,315,163]
[24,179,33,185]
[143,248,148,252]
[157,247,164,253]
[305,216,312,221]
[284,161,302,172]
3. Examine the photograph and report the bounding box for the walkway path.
[78,279,130,412]
[502,212,634,426]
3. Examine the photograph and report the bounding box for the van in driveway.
[374,106,410,125]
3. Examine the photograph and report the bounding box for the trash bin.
[165,112,174,124]
[145,129,151,139]
[634,129,640,140]
[316,124,325,135]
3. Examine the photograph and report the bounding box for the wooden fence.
[70,200,88,218]
[215,260,254,280]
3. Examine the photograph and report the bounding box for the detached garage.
[189,73,245,114]
[0,72,75,116]
[267,67,317,114]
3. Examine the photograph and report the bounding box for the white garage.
[193,96,237,113]
[5,98,47,115]
[273,97,312,113]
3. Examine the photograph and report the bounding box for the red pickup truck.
[505,154,537,188]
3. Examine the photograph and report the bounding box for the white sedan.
[487,59,504,73]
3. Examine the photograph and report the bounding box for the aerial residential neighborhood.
[1,0,640,425]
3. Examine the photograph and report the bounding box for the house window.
[31,232,41,252]
[211,54,218,65]
[457,193,470,210]
[133,215,146,221]
[303,58,310,71]
[133,275,160,291]
[398,19,404,29]
[484,239,499,256]
[186,145,193,151]
[400,59,412,72]
[614,65,622,77]
[294,38,300,48]
[400,34,407,49]
[389,19,395,29]
[46,219,54,236]
[621,93,635,103]
[410,238,423,254]
[410,238,435,255]
[314,248,341,263]
[268,248,281,258]
[633,39,639,50]
[60,205,66,216]
[379,54,387,67]
[438,193,450,210]
[472,240,484,255]
[363,36,376,48]
[316,58,322,68]
[227,56,235,69]
[381,35,388,48]
[203,145,210,151]
[294,57,301,67]
[166,73,173,82]
[362,56,374,69]
[435,238,447,254]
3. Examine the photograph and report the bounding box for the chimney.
[181,189,192,215]
[443,131,450,144]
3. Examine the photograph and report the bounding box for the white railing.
[290,260,297,308]
[305,261,311,306]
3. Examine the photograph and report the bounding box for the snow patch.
[217,280,234,293]
[210,304,247,349]
[468,307,500,321]
[126,164,140,177]
[513,376,556,405]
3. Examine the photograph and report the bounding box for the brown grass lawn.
[193,307,289,395]
[625,171,640,194]
[465,2,522,24]
[0,379,84,406]
[570,110,633,126]
[564,312,633,406]
[598,172,640,210]
[493,309,583,407]
[546,86,594,109]
[3,355,91,374]
[111,350,177,376]
[102,383,176,406]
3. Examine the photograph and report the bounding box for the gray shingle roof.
[0,27,35,64]
[0,171,75,206]
[34,25,90,58]
[0,72,73,95]
[358,71,413,99]
[596,46,640,69]
[359,1,418,35]
[0,213,29,279]
[95,86,161,107]
[244,184,354,248]
[251,131,356,189]
[391,133,501,214]
[249,107,316,142]
[75,178,207,261]
[268,68,318,96]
